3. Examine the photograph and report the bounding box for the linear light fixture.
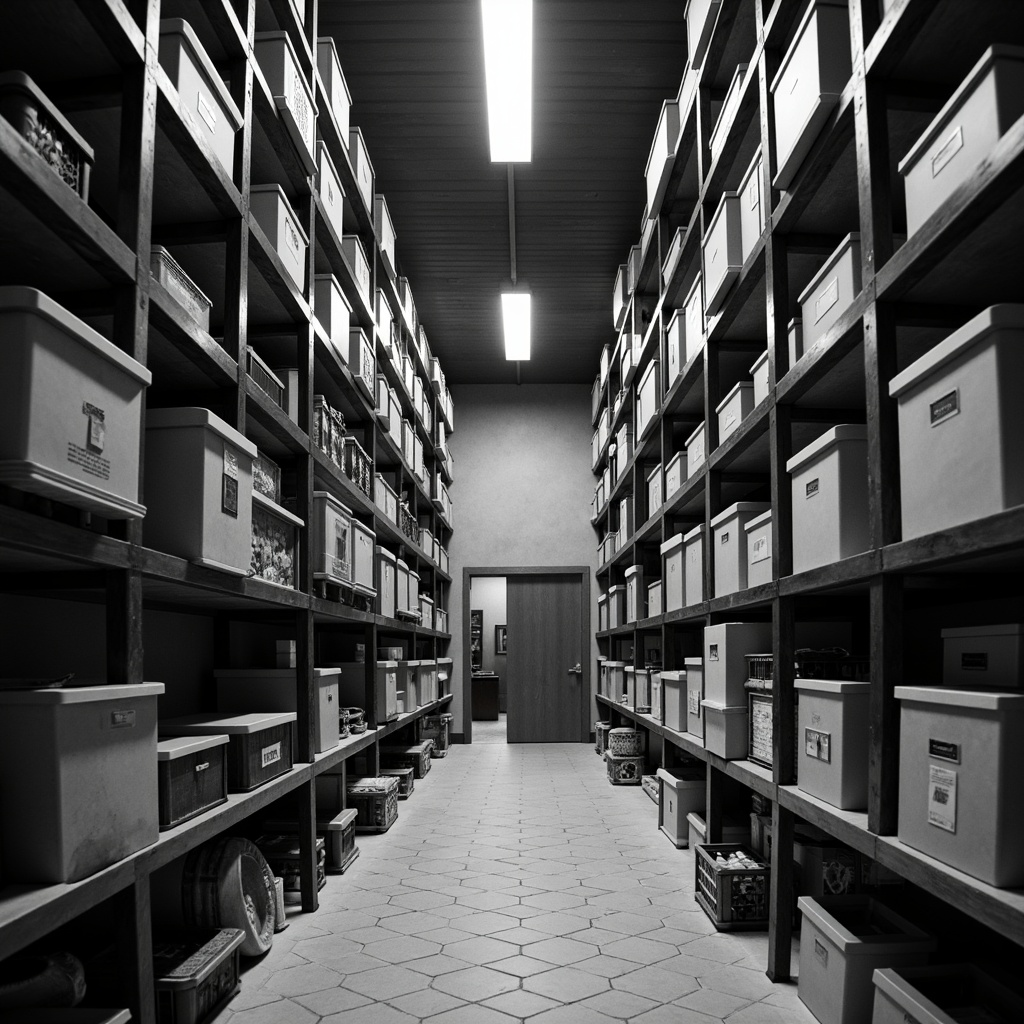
[482,0,533,162]
[501,292,531,360]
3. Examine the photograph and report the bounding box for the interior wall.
[447,383,598,736]
[469,575,507,711]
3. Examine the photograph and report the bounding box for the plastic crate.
[343,435,373,495]
[695,844,770,930]
[151,246,211,330]
[153,928,244,1024]
[246,348,285,408]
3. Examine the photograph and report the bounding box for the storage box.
[666,308,686,384]
[685,0,722,68]
[330,660,397,722]
[899,46,1024,237]
[608,585,626,629]
[709,64,748,163]
[738,149,764,263]
[895,685,1024,886]
[787,424,869,573]
[158,20,242,180]
[637,358,660,439]
[347,776,399,833]
[604,661,626,702]
[661,533,685,613]
[716,381,755,445]
[695,844,769,930]
[260,832,327,903]
[310,489,352,587]
[374,195,398,279]
[711,501,771,596]
[376,289,393,355]
[350,517,375,595]
[254,31,316,172]
[788,317,804,366]
[161,712,295,792]
[645,98,681,217]
[381,741,433,779]
[251,491,301,588]
[942,623,1023,688]
[686,658,705,742]
[604,750,643,785]
[375,546,397,618]
[598,592,609,630]
[797,896,935,1024]
[744,509,773,589]
[343,435,372,496]
[151,246,212,331]
[380,766,415,799]
[702,700,749,759]
[662,670,686,732]
[157,734,230,831]
[705,622,773,705]
[798,233,864,350]
[703,193,743,315]
[613,263,628,329]
[795,679,870,810]
[686,421,706,476]
[872,964,1024,1024]
[246,348,285,409]
[625,564,645,623]
[315,140,346,246]
[375,472,398,525]
[249,184,307,292]
[144,407,256,573]
[0,682,163,883]
[153,928,244,1024]
[422,713,453,756]
[647,462,663,515]
[750,349,769,406]
[770,0,852,189]
[684,274,705,361]
[684,524,706,606]
[647,580,663,618]
[662,225,686,287]
[888,305,1024,540]
[687,812,750,852]
[595,720,612,754]
[341,235,371,310]
[0,287,151,518]
[658,767,705,847]
[316,37,352,139]
[665,451,686,499]
[263,808,359,873]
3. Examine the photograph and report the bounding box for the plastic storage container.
[738,149,764,263]
[684,524,706,606]
[658,767,706,847]
[253,32,316,172]
[705,622,773,705]
[625,564,645,623]
[647,580,663,619]
[871,963,1024,1024]
[701,700,749,759]
[310,490,353,587]
[661,670,685,732]
[684,275,705,362]
[703,193,743,315]
[744,509,773,589]
[709,64,748,163]
[665,451,686,498]
[347,776,399,833]
[0,287,151,518]
[604,661,626,702]
[711,501,770,596]
[608,585,626,629]
[157,733,229,830]
[374,195,397,279]
[686,658,705,742]
[316,37,352,139]
[0,682,163,883]
[249,184,308,292]
[153,928,245,1024]
[695,844,769,930]
[942,623,1023,688]
[798,233,864,350]
[662,225,685,287]
[716,381,754,445]
[750,349,769,406]
[376,545,397,618]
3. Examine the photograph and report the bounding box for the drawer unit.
[647,462,663,514]
[661,533,685,613]
[374,194,398,279]
[872,964,1024,1024]
[158,20,242,180]
[708,63,748,163]
[702,192,743,315]
[899,46,1024,237]
[376,545,397,617]
[787,425,869,573]
[0,287,150,518]
[251,491,302,588]
[686,421,706,476]
[347,776,399,833]
[645,99,681,216]
[711,501,770,596]
[715,380,754,445]
[684,524,706,606]
[686,658,705,742]
[685,0,721,68]
[348,128,375,211]
[744,509,773,589]
[160,712,295,793]
[658,767,706,847]
[798,233,864,350]
[750,349,769,406]
[313,274,352,353]
[636,358,660,438]
[770,0,852,189]
[665,450,686,498]
[316,37,351,139]
[738,148,764,262]
[795,679,871,810]
[310,489,353,587]
[249,184,307,292]
[254,31,316,172]
[350,517,376,595]
[684,274,705,361]
[662,670,685,732]
[341,234,372,310]
[144,407,256,574]
[607,584,626,629]
[701,700,749,759]
[895,686,1024,886]
[153,928,244,1024]
[157,734,229,830]
[604,750,643,785]
[151,245,211,330]
[647,580,663,618]
[942,623,1023,688]
[705,621,772,705]
[625,564,645,623]
[889,305,1024,540]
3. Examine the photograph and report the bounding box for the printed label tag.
[931,125,964,177]
[806,478,820,499]
[688,689,700,715]
[805,727,831,763]
[814,938,828,967]
[196,91,218,132]
[960,651,988,671]
[751,536,769,563]
[286,219,300,255]
[929,738,960,763]
[814,278,840,323]
[709,643,719,662]
[110,709,135,729]
[84,402,106,453]
[928,764,957,833]
[223,446,238,480]
[261,742,282,768]
[720,531,730,545]
[222,443,239,516]
[930,389,959,427]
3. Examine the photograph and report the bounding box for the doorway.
[463,567,591,743]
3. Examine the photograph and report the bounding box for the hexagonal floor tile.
[431,965,521,1001]
[360,935,441,964]
[341,965,431,1001]
[523,965,611,1002]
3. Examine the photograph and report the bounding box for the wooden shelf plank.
[882,507,1024,574]
[777,785,877,859]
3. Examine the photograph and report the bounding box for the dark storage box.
[380,741,433,778]
[380,766,415,798]
[256,834,326,903]
[157,734,230,830]
[347,776,399,833]
[153,928,244,1024]
[262,808,359,873]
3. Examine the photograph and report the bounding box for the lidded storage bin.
[686,421,706,476]
[647,462,663,514]
[625,564,645,622]
[665,450,685,498]
[716,381,754,445]
[684,524,706,606]
[744,509,773,589]
[657,766,705,847]
[705,622,772,705]
[341,235,372,310]
[702,192,743,314]
[157,733,230,831]
[249,184,308,292]
[350,517,376,595]
[254,31,316,172]
[316,139,346,245]
[647,580,663,618]
[709,64,748,163]
[701,700,749,759]
[151,246,212,331]
[942,623,1023,688]
[310,489,353,587]
[608,584,626,629]
[661,533,685,612]
[738,149,764,263]
[348,126,375,211]
[605,750,643,785]
[662,670,686,732]
[798,233,865,350]
[871,963,1024,1024]
[316,37,352,139]
[685,657,705,742]
[750,349,769,406]
[711,501,770,597]
[153,928,245,1024]
[684,275,705,361]
[0,287,151,518]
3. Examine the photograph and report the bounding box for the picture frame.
[495,624,507,655]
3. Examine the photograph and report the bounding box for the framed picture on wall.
[495,624,507,655]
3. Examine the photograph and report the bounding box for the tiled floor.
[474,714,508,744]
[215,742,814,1023]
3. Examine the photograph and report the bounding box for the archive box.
[695,844,769,930]
[648,580,663,618]
[376,545,397,618]
[744,509,773,589]
[899,46,1024,237]
[254,32,316,172]
[162,712,295,792]
[375,471,398,524]
[374,194,398,279]
[685,0,721,68]
[703,192,743,315]
[637,358,660,439]
[343,435,372,496]
[396,558,411,615]
[702,700,748,759]
[798,233,864,350]
[397,659,420,709]
[770,0,852,189]
[341,235,371,310]
[0,71,94,200]
[0,682,163,883]
[153,927,245,1024]
[316,140,346,245]
[381,741,433,778]
[251,491,301,588]
[658,767,706,847]
[797,896,935,1024]
[157,733,229,830]
[687,812,750,851]
[712,502,771,597]
[613,263,628,329]
[331,660,398,721]
[605,661,626,701]
[942,623,1023,688]
[686,421,706,476]
[794,679,870,809]
[310,489,352,586]
[662,226,686,286]
[249,184,307,292]
[686,658,705,741]
[608,584,626,629]
[376,289,393,355]
[665,450,685,497]
[684,524,706,605]
[625,666,638,708]
[888,305,1024,540]
[151,246,212,330]
[705,622,773,705]
[598,592,609,630]
[684,274,705,360]
[215,667,341,754]
[0,287,151,518]
[895,685,1024,886]
[625,564,645,622]
[420,594,434,629]
[350,517,376,594]
[716,381,754,445]
[666,308,685,383]
[605,750,643,785]
[750,349,769,406]
[407,567,420,614]
[709,64,748,163]
[144,407,256,574]
[645,98,680,216]
[347,776,399,833]
[738,149,764,263]
[871,964,1024,1024]
[647,462,663,514]
[418,660,438,703]
[316,37,351,139]
[662,533,685,612]
[662,670,686,732]
[380,766,414,799]
[787,424,869,573]
[650,670,663,721]
[158,20,242,180]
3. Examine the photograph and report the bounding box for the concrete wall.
[447,384,598,737]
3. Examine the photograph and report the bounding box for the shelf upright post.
[113,876,156,1024]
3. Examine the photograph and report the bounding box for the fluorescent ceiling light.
[502,292,531,360]
[482,0,533,161]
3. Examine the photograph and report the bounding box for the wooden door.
[506,574,586,742]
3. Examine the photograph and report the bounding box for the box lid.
[940,623,1024,639]
[624,666,636,676]
[215,667,341,680]
[316,36,352,101]
[715,380,754,414]
[0,681,164,705]
[158,733,230,759]
[646,462,663,483]
[625,564,643,579]
[769,0,850,94]
[376,546,397,564]
[684,523,706,542]
[797,233,861,306]
[794,678,870,695]
[398,660,424,668]
[604,661,626,668]
[889,305,1024,398]
[348,126,375,175]
[660,533,685,555]
[684,657,703,668]
[312,490,353,516]
[744,509,773,532]
[894,686,1024,712]
[254,488,304,526]
[750,349,769,375]
[160,19,243,129]
[657,767,705,788]
[161,711,297,734]
[710,501,771,529]
[146,406,257,457]
[785,423,868,474]
[666,450,686,470]
[700,699,747,713]
[597,593,608,605]
[647,580,662,593]
[660,669,683,682]
[608,585,625,595]
[685,420,705,447]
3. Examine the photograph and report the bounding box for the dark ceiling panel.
[319,1,687,384]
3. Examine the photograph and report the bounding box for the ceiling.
[320,1,688,385]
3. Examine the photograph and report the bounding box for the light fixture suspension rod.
[507,163,517,286]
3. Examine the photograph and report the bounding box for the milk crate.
[153,928,244,1024]
[695,844,770,931]
[347,776,399,833]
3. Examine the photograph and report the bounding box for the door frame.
[462,566,591,743]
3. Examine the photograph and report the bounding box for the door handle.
[568,663,582,674]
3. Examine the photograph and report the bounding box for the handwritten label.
[751,536,769,563]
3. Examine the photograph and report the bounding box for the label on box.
[720,531,730,545]
[931,125,963,177]
[196,91,217,132]
[751,536,769,563]
[959,651,987,671]
[261,742,282,769]
[806,478,819,499]
[929,389,959,427]
[805,727,831,763]
[84,402,106,453]
[688,689,701,716]
[928,738,960,763]
[814,278,839,323]
[928,764,957,833]
[68,403,112,480]
[110,709,136,728]
[814,938,829,968]
[750,698,773,763]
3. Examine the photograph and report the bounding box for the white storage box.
[797,896,935,1024]
[0,287,150,518]
[150,246,212,331]
[647,580,663,618]
[665,451,686,498]
[333,660,399,721]
[709,64,748,163]
[701,700,748,759]
[376,289,393,355]
[625,564,645,623]
[250,184,307,292]
[598,593,609,632]
[662,670,686,732]
[662,225,686,287]
[374,195,397,279]
[647,462,663,514]
[658,767,706,847]
[313,274,351,353]
[310,489,353,586]
[666,308,685,383]
[711,502,771,596]
[798,233,863,350]
[705,621,773,705]
[158,20,242,180]
[787,424,869,573]
[604,661,626,701]
[686,421,706,476]
[750,349,769,406]
[144,407,256,574]
[341,234,371,310]
[899,46,1024,237]
[744,509,773,589]
[350,518,376,595]
[895,685,1024,886]
[348,127,374,211]
[348,328,375,398]
[684,524,706,606]
[650,670,662,721]
[687,811,749,850]
[684,274,705,361]
[788,317,804,366]
[608,585,626,629]
[685,0,721,68]
[0,682,163,883]
[613,264,628,330]
[739,149,764,263]
[888,305,1024,540]
[770,0,852,189]
[637,358,660,438]
[795,679,870,810]
[316,140,346,244]
[661,533,685,613]
[942,623,1023,688]
[686,658,705,741]
[715,380,755,444]
[645,99,681,216]
[376,545,397,618]
[254,31,316,172]
[703,192,743,315]
[871,964,1024,1024]
[374,472,398,524]
[316,37,352,139]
